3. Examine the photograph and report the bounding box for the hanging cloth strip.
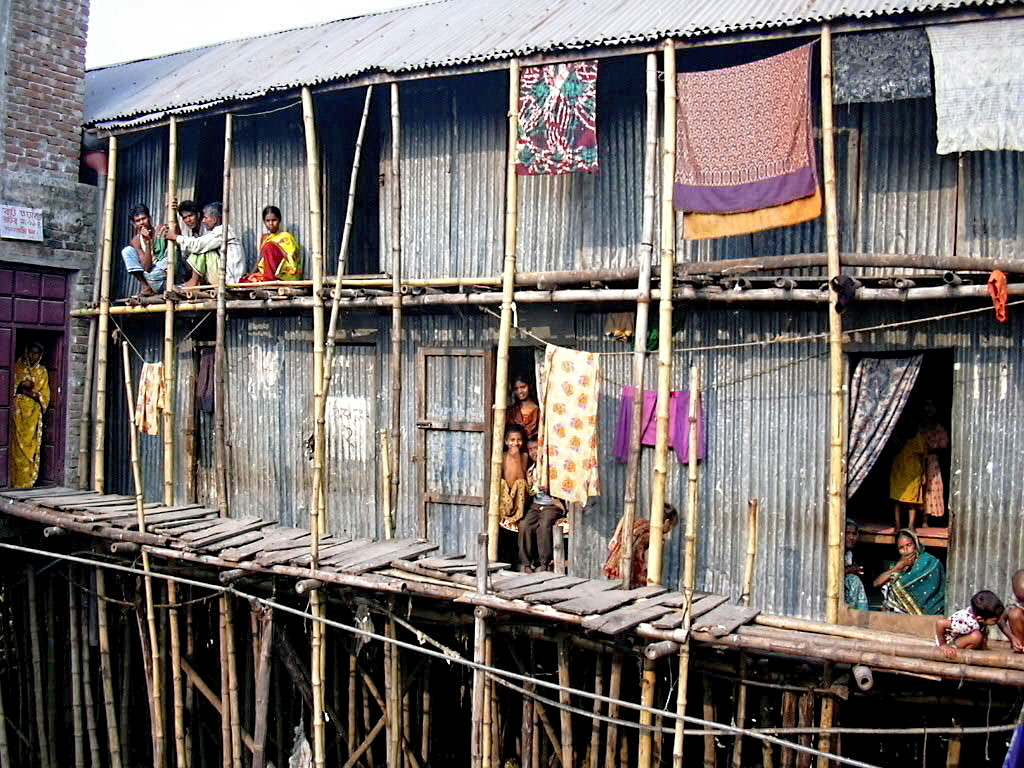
[612,386,705,464]
[535,344,601,504]
[135,361,165,436]
[674,43,817,215]
[927,19,1024,154]
[988,270,1009,323]
[683,188,821,240]
[516,60,599,176]
[196,347,215,414]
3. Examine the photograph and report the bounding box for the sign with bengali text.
[0,205,44,242]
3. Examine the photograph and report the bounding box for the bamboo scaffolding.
[81,579,102,768]
[121,337,166,767]
[79,157,108,489]
[251,606,274,768]
[69,570,85,768]
[224,597,243,768]
[619,51,659,586]
[26,565,51,768]
[164,116,178,506]
[301,84,329,768]
[168,580,187,768]
[95,568,123,768]
[218,600,233,768]
[93,135,118,493]
[485,59,521,561]
[821,25,846,625]
[214,113,234,517]
[388,81,404,540]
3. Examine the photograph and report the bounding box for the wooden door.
[416,347,493,555]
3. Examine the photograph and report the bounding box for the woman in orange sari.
[242,206,301,282]
[11,342,49,488]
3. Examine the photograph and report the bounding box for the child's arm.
[935,618,956,658]
[1000,606,1024,652]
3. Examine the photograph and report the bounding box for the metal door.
[416,347,493,555]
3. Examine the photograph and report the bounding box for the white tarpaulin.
[927,19,1024,154]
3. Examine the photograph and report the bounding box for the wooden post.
[815,665,835,768]
[96,568,123,768]
[702,677,716,768]
[780,692,798,768]
[388,82,404,536]
[224,597,243,768]
[251,606,274,768]
[26,565,51,768]
[485,59,520,561]
[672,364,702,768]
[556,636,573,768]
[168,581,187,768]
[646,37,677,586]
[795,692,814,768]
[214,113,234,517]
[420,663,431,765]
[219,598,232,768]
[731,655,749,768]
[521,679,535,768]
[821,24,846,624]
[733,501,759,767]
[619,52,660,585]
[482,628,494,768]
[348,653,359,766]
[93,135,117,493]
[604,654,623,768]
[69,570,85,768]
[470,533,489,768]
[163,115,178,506]
[121,337,166,767]
[760,694,775,768]
[586,652,604,768]
[80,579,102,768]
[637,658,657,768]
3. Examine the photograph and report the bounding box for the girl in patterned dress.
[935,590,1004,659]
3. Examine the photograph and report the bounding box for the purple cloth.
[613,386,705,464]
[673,166,817,214]
[1005,726,1024,768]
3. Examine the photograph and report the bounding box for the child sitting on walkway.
[935,590,1004,659]
[999,569,1024,653]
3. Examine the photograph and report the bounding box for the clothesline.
[110,312,213,366]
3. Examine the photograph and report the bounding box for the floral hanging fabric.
[516,61,598,175]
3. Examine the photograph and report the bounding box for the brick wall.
[1,0,96,488]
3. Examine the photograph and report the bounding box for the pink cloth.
[613,386,705,464]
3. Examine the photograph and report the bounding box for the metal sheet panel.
[965,150,1024,260]
[86,0,1018,126]
[113,130,167,299]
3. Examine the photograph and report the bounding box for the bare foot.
[139,285,156,297]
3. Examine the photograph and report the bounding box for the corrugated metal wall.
[966,150,1024,260]
[113,130,168,298]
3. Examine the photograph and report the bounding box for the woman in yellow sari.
[11,342,49,488]
[241,205,301,282]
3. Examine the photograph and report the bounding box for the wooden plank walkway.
[0,487,759,640]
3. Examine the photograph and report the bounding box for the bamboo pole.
[521,679,534,768]
[168,580,187,768]
[485,59,521,561]
[646,37,677,588]
[69,570,85,768]
[702,677,716,768]
[79,158,107,489]
[815,666,835,768]
[214,113,234,517]
[218,599,232,768]
[26,565,51,768]
[795,691,814,768]
[761,695,775,768]
[420,663,431,765]
[672,363,702,768]
[81,581,102,768]
[384,621,401,768]
[95,568,123,768]
[821,24,846,625]
[619,51,659,586]
[388,81,404,538]
[121,337,166,767]
[780,692,798,768]
[302,84,329,768]
[93,135,118,493]
[731,655,749,768]
[637,658,657,768]
[348,653,358,766]
[0,636,8,768]
[481,627,493,768]
[224,597,243,768]
[163,116,178,506]
[45,581,55,758]
[586,652,604,768]
[732,500,759,768]
[251,607,274,768]
[604,654,622,768]
[379,430,394,538]
[556,635,573,768]
[470,534,489,768]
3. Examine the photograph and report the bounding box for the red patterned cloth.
[674,44,817,214]
[516,61,598,176]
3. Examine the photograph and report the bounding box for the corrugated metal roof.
[85,0,1021,126]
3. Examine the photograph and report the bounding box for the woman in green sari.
[873,528,945,615]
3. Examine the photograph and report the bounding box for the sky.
[86,0,419,69]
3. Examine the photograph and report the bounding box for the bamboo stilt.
[556,636,573,768]
[619,51,660,587]
[946,736,962,768]
[388,82,403,535]
[604,654,622,768]
[302,81,329,768]
[26,565,51,768]
[471,534,489,768]
[348,653,358,764]
[79,162,107,489]
[45,581,56,765]
[224,597,243,768]
[384,621,401,768]
[821,25,846,624]
[69,570,85,768]
[121,337,166,767]
[795,692,814,768]
[164,116,178,506]
[780,692,798,768]
[816,695,835,768]
[93,135,117,493]
[637,659,657,768]
[761,694,775,768]
[219,599,232,768]
[420,663,430,764]
[80,580,102,768]
[177,658,257,752]
[732,502,759,768]
[485,59,521,560]
[482,629,493,768]
[169,581,187,768]
[585,652,604,768]
[702,677,716,768]
[0,629,9,768]
[214,113,234,517]
[645,38,678,588]
[731,655,749,768]
[119,611,131,761]
[251,606,274,768]
[95,569,123,768]
[521,680,535,768]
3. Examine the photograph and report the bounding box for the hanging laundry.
[135,362,165,436]
[927,19,1024,154]
[674,43,818,218]
[535,344,601,503]
[196,347,215,414]
[612,386,705,464]
[603,312,635,343]
[683,188,821,240]
[988,270,1009,323]
[516,60,598,176]
[832,29,933,104]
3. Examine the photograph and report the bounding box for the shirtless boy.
[999,568,1024,652]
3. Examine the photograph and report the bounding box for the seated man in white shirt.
[163,202,245,286]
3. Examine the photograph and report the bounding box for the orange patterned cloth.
[135,362,165,436]
[535,345,601,504]
[988,270,1009,323]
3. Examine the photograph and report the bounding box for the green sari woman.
[875,528,945,615]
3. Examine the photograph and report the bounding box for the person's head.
[178,200,202,231]
[970,590,1005,624]
[896,529,920,562]
[24,341,43,365]
[129,203,152,231]
[262,205,282,234]
[504,424,527,452]
[527,438,539,463]
[512,375,532,403]
[1012,569,1024,603]
[202,202,223,231]
[845,518,859,551]
[663,504,679,534]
